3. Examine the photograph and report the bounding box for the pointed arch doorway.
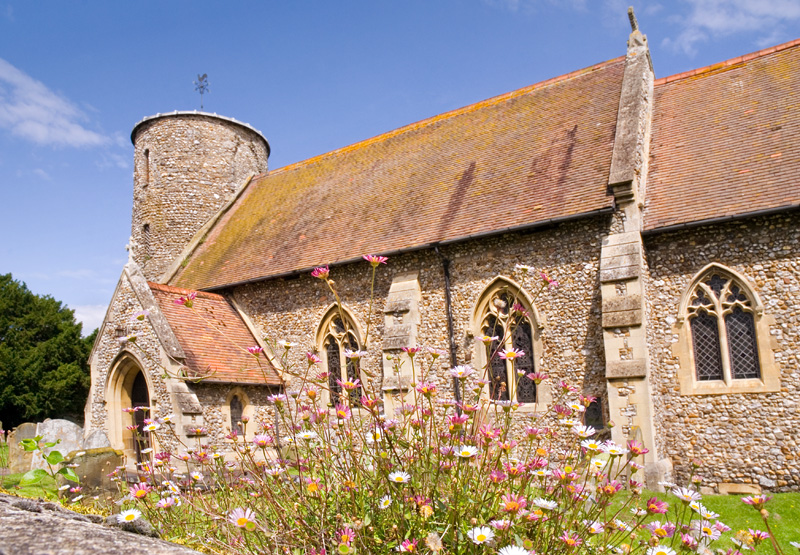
[107,353,153,463]
[129,370,152,463]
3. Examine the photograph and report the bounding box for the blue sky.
[1,0,798,334]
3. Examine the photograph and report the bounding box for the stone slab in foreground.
[0,493,202,555]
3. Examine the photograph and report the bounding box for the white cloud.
[662,0,800,55]
[481,0,587,14]
[71,304,108,335]
[32,168,51,180]
[0,57,109,147]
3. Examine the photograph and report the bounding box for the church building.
[85,24,800,493]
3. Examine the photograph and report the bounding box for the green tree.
[0,274,95,429]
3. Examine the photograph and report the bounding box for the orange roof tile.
[645,39,800,232]
[174,58,625,290]
[149,282,281,385]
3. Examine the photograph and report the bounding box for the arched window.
[675,264,780,395]
[317,306,363,405]
[223,387,254,440]
[686,269,760,382]
[230,395,244,435]
[473,278,542,404]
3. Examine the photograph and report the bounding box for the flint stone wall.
[131,114,269,281]
[231,216,610,424]
[87,274,174,443]
[645,212,800,491]
[192,383,277,449]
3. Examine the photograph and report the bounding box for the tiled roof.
[645,39,800,232]
[174,58,625,290]
[148,282,281,385]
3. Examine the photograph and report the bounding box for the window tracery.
[674,263,780,396]
[475,281,540,404]
[687,270,760,383]
[318,307,363,405]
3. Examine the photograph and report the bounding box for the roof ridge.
[655,37,800,85]
[148,281,224,299]
[266,56,625,177]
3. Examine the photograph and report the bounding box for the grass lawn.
[703,493,800,552]
[639,489,800,553]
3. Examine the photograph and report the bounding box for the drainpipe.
[434,245,461,407]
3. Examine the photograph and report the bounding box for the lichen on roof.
[174,57,626,290]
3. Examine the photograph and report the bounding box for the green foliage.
[0,273,95,429]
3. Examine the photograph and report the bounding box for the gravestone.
[59,447,124,495]
[83,430,111,450]
[30,419,84,471]
[7,423,37,474]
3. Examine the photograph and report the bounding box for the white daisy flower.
[297,431,318,440]
[190,471,203,481]
[457,445,479,458]
[467,526,494,544]
[117,508,142,523]
[388,471,411,484]
[449,365,475,378]
[366,430,383,444]
[531,468,552,477]
[162,480,181,494]
[498,545,529,555]
[646,546,677,555]
[531,497,558,511]
[143,422,160,432]
[614,519,633,531]
[378,495,392,509]
[581,439,603,450]
[602,442,629,456]
[586,520,605,534]
[589,457,607,470]
[572,424,595,438]
[672,486,702,503]
[699,506,719,519]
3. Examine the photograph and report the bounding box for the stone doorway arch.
[106,352,152,463]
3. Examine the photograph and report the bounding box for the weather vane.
[193,74,209,111]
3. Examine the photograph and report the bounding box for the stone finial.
[126,235,137,264]
[628,6,639,32]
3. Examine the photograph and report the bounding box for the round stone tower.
[130,111,270,281]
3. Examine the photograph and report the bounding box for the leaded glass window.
[686,270,761,384]
[321,313,363,405]
[480,288,538,403]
